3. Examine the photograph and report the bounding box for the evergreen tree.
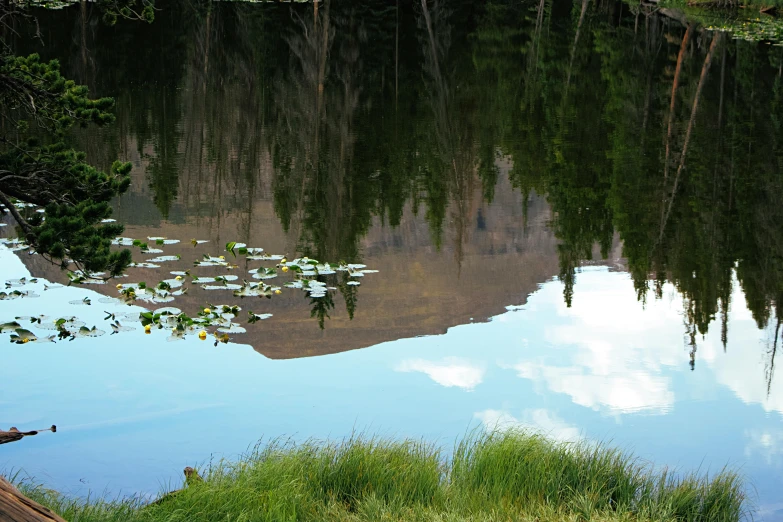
[0,1,153,275]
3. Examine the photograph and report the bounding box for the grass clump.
[451,431,747,522]
[18,431,749,522]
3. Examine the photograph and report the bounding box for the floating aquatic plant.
[247,312,273,323]
[6,277,38,288]
[0,321,22,333]
[147,255,181,263]
[1,233,380,344]
[250,267,278,280]
[0,290,38,300]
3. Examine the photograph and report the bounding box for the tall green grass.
[17,431,749,522]
[451,431,747,522]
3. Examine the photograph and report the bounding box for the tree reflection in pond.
[7,0,783,382]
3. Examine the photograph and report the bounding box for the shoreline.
[10,431,749,522]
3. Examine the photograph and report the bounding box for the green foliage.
[19,432,747,522]
[0,51,133,274]
[453,431,745,521]
[0,0,157,275]
[0,53,115,132]
[98,0,155,25]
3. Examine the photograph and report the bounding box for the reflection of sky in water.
[1,246,781,520]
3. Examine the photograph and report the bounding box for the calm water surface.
[2,1,783,519]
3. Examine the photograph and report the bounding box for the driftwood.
[0,427,56,446]
[0,476,66,522]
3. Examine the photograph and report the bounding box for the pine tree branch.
[0,188,33,234]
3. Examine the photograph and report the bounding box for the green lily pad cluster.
[2,315,107,343]
[137,304,252,344]
[1,234,379,344]
[0,289,39,300]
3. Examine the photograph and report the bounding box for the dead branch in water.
[0,426,56,446]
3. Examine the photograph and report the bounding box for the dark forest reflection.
[13,0,783,384]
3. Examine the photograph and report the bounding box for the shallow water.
[2,0,783,519]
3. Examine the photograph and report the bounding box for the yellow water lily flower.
[219,255,225,260]
[281,258,287,264]
[175,275,183,281]
[144,324,151,333]
[116,284,123,289]
[281,266,289,272]
[274,289,282,295]
[203,308,212,314]
[198,330,207,340]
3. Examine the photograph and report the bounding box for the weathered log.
[0,427,56,446]
[0,476,66,522]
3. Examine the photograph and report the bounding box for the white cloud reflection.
[745,428,783,465]
[503,268,783,417]
[504,270,682,413]
[474,408,581,442]
[395,357,485,390]
[511,362,674,414]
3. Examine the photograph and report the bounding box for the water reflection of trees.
[419,0,479,268]
[528,2,783,382]
[470,0,783,380]
[271,0,366,324]
[20,0,783,377]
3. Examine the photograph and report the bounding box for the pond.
[1,0,782,519]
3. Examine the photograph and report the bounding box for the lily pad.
[0,321,22,333]
[10,328,37,343]
[147,256,180,263]
[128,262,162,269]
[217,324,247,334]
[161,278,184,289]
[250,268,278,280]
[5,277,36,288]
[0,290,38,300]
[154,307,183,315]
[193,275,238,284]
[72,326,106,338]
[202,284,243,291]
[110,322,135,334]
